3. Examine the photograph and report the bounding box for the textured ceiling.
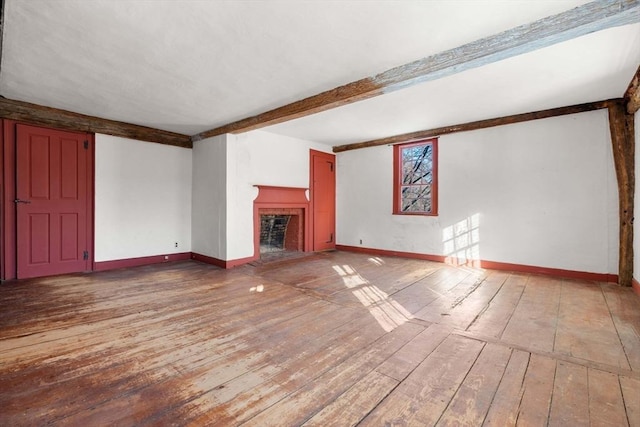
[1,0,638,145]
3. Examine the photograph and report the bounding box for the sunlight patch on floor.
[334,264,412,332]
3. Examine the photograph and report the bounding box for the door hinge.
[84,140,89,150]
[326,233,333,243]
[327,161,334,172]
[83,250,89,260]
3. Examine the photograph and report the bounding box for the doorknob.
[14,199,31,204]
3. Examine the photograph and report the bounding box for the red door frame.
[0,119,95,280]
[2,119,18,280]
[309,149,336,251]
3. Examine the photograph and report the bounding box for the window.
[393,138,438,215]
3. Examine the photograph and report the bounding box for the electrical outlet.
[175,242,178,248]
[359,239,363,245]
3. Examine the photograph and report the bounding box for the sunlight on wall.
[443,213,481,268]
[333,264,412,332]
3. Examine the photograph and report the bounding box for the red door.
[310,150,336,251]
[16,124,92,278]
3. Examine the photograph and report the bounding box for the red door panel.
[311,150,336,251]
[16,124,91,278]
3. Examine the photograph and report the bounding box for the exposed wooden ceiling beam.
[0,98,192,148]
[625,64,640,114]
[333,99,618,152]
[192,0,640,142]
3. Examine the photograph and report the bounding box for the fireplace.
[259,209,304,254]
[253,186,310,260]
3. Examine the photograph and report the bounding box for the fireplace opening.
[258,208,304,259]
[260,215,291,253]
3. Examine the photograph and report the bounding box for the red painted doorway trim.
[1,119,17,279]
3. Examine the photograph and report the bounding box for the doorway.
[9,123,94,279]
[310,149,336,251]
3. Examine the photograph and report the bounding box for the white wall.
[191,135,228,259]
[337,110,618,274]
[95,134,192,261]
[225,130,333,260]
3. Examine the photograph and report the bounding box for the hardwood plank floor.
[1,251,639,426]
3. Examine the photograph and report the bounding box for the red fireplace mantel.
[253,185,309,205]
[252,186,311,260]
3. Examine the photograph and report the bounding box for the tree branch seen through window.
[393,138,438,215]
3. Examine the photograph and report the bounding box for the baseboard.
[92,247,623,284]
[335,245,446,263]
[190,252,256,269]
[632,278,640,297]
[96,252,257,271]
[93,252,191,271]
[190,252,225,268]
[478,260,617,283]
[336,244,618,283]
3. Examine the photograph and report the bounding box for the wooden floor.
[1,251,639,426]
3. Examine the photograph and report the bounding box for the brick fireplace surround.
[253,186,311,260]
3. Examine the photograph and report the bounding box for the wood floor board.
[143,310,384,426]
[388,266,471,314]
[548,361,589,426]
[601,283,640,371]
[0,278,307,355]
[360,334,485,426]
[466,273,528,338]
[57,302,361,426]
[588,368,629,427]
[554,280,630,369]
[0,279,314,377]
[185,310,392,426]
[0,270,280,340]
[455,329,640,381]
[0,281,333,418]
[360,259,443,295]
[301,370,399,427]
[375,322,451,382]
[0,262,218,310]
[500,275,562,353]
[1,252,638,426]
[3,297,337,424]
[435,342,512,426]
[315,258,440,306]
[412,270,487,323]
[482,349,530,427]
[516,353,557,426]
[435,270,510,329]
[620,375,640,427]
[240,322,425,426]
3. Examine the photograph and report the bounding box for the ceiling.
[1,0,639,147]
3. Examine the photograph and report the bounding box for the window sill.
[392,211,438,217]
